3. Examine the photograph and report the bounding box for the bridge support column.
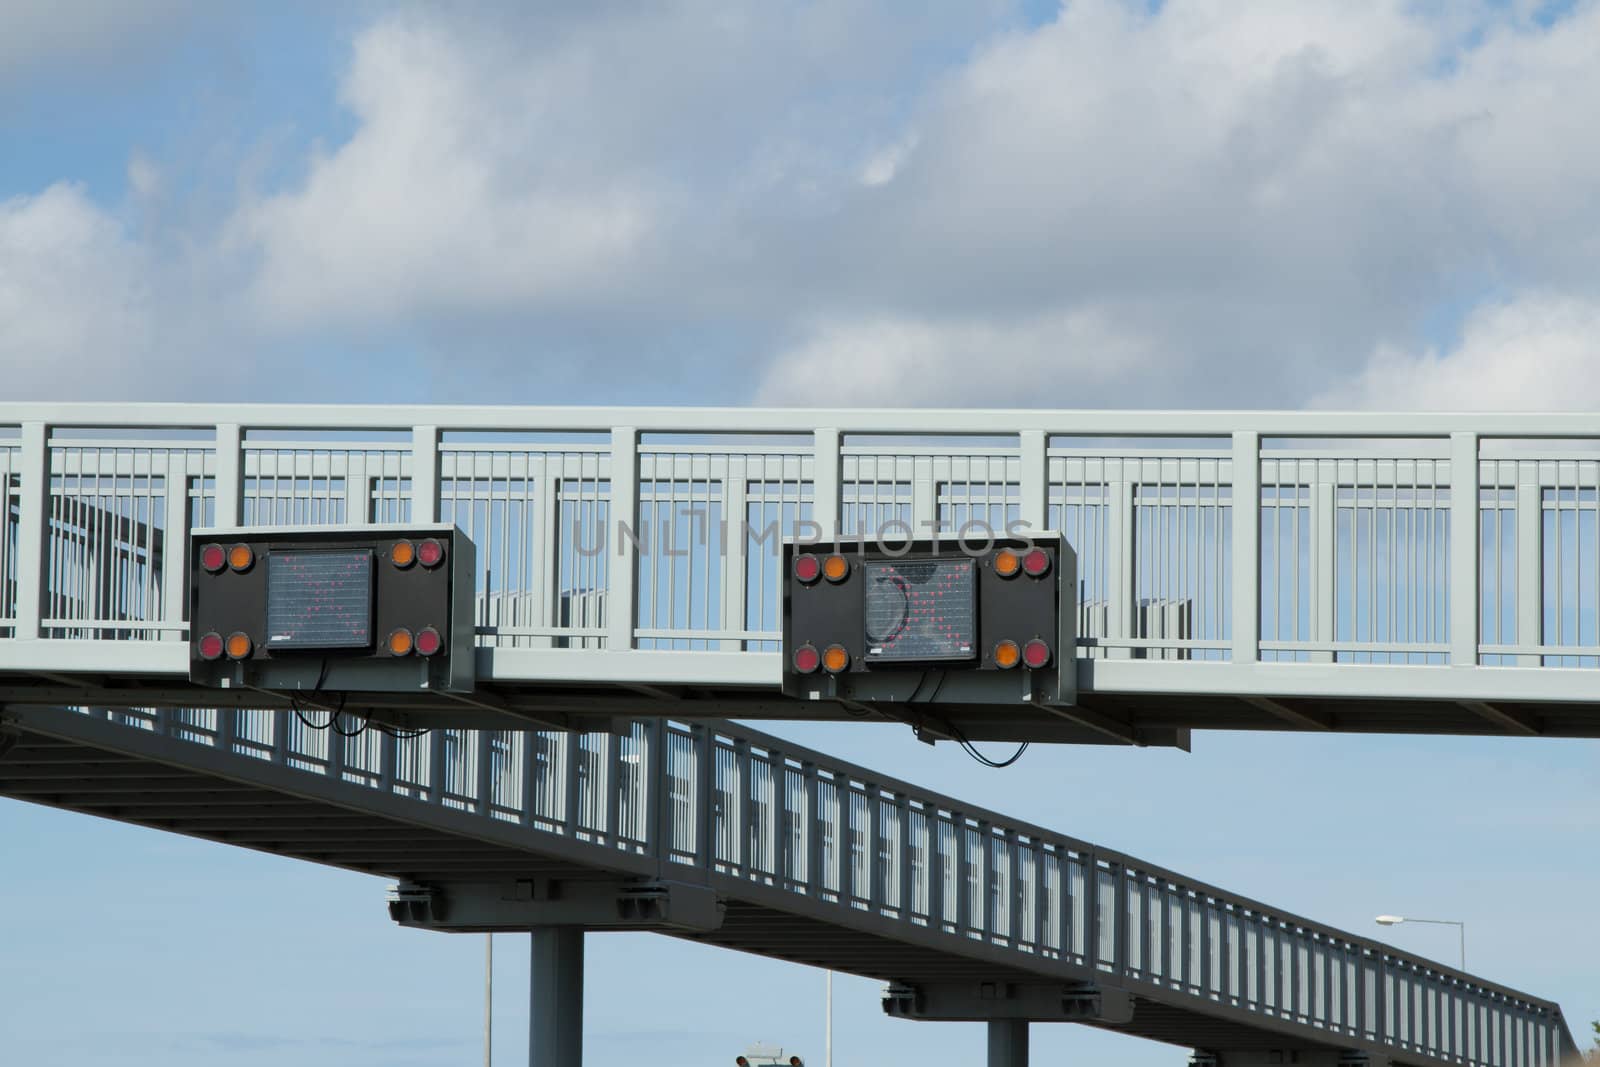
[529,927,583,1067]
[987,1019,1028,1066]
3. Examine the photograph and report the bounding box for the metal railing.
[4,406,1600,702]
[57,702,1576,1067]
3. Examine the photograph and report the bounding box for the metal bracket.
[1190,1051,1390,1067]
[387,878,724,934]
[882,980,1133,1025]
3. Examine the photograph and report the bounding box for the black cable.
[944,720,1030,769]
[960,739,1029,768]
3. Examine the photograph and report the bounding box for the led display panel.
[863,558,977,662]
[266,550,374,650]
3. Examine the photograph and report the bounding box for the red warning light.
[1022,548,1050,577]
[792,644,820,674]
[417,539,446,568]
[415,626,443,657]
[1023,638,1052,669]
[198,632,224,660]
[793,554,821,584]
[200,543,227,574]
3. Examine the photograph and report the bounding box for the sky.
[1,0,1599,1064]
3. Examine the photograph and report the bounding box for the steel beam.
[388,879,724,934]
[1459,701,1541,737]
[529,928,583,1067]
[987,1019,1028,1067]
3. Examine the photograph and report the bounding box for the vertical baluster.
[14,421,47,640]
[605,730,624,844]
[894,794,910,918]
[772,754,790,888]
[927,812,946,931]
[725,739,746,874]
[474,729,495,817]
[804,762,821,895]
[645,720,667,864]
[1232,430,1260,663]
[954,813,970,938]
[1030,840,1045,953]
[608,426,638,650]
[694,726,715,868]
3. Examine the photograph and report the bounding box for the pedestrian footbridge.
[3,404,1600,744]
[0,701,1579,1067]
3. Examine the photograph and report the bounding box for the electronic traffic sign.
[189,524,474,694]
[782,534,1075,708]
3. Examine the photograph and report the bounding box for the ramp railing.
[45,701,1576,1067]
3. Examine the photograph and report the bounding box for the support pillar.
[529,928,583,1067]
[987,1019,1028,1067]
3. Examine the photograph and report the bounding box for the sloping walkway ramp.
[0,704,1580,1067]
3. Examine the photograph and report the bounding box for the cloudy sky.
[3,2,1600,1066]
[5,0,1600,411]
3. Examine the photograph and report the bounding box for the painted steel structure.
[3,404,1600,740]
[0,703,1579,1066]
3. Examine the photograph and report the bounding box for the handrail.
[20,702,1576,1067]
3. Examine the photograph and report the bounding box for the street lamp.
[1375,915,1466,970]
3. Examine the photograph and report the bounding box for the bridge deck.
[0,703,1578,1066]
[4,404,1600,741]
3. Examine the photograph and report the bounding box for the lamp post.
[1375,915,1466,970]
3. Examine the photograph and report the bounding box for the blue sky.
[3,2,1600,1064]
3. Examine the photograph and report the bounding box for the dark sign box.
[189,524,475,694]
[782,534,1075,707]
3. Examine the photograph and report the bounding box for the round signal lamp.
[994,548,1021,578]
[792,644,821,674]
[417,538,446,568]
[822,644,850,674]
[415,626,443,657]
[993,639,1021,669]
[387,628,415,656]
[1022,547,1051,578]
[793,554,822,584]
[200,543,227,574]
[227,544,254,572]
[390,539,416,568]
[225,632,253,660]
[822,555,850,583]
[198,631,224,661]
[1023,638,1052,669]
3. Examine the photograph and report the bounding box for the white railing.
[4,406,1600,701]
[56,702,1577,1067]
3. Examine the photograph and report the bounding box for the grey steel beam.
[529,928,584,1067]
[987,1019,1028,1067]
[386,879,723,934]
[1243,697,1332,732]
[1458,701,1542,737]
[882,980,1133,1024]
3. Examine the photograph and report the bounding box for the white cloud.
[756,309,1157,405]
[0,184,154,392]
[12,0,1600,410]
[1315,293,1600,411]
[234,14,661,328]
[231,3,1001,335]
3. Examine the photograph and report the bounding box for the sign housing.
[782,534,1075,708]
[189,524,475,694]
